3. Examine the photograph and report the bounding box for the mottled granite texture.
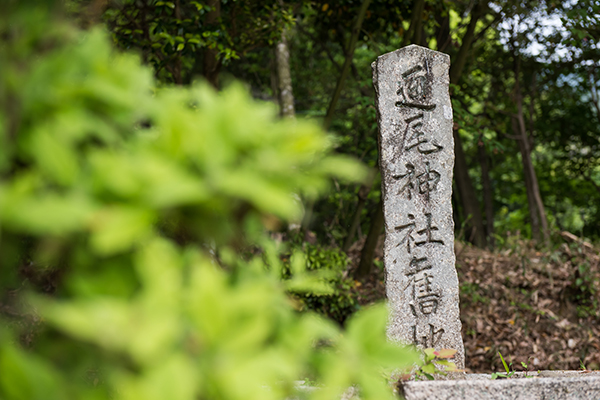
[373,45,464,369]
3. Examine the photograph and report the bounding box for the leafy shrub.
[0,1,419,399]
[288,243,359,325]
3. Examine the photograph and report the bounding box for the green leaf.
[0,330,66,400]
[421,363,436,374]
[1,185,95,235]
[89,206,155,254]
[423,348,436,362]
[498,351,509,373]
[39,295,181,364]
[116,355,198,400]
[27,127,79,185]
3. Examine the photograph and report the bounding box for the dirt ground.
[348,232,600,373]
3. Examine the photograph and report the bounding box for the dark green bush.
[289,243,359,325]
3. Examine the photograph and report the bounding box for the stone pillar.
[372,45,464,369]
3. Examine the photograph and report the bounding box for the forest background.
[1,0,600,399]
[97,0,600,250]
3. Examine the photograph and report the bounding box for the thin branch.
[473,11,502,44]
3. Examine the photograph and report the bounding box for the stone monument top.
[372,45,465,369]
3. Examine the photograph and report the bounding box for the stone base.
[400,371,600,400]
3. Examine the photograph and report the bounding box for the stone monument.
[372,45,465,369]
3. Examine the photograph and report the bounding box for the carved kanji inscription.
[392,161,441,200]
[412,324,445,348]
[395,61,436,111]
[373,45,465,368]
[395,212,444,253]
[402,113,444,155]
[404,256,442,317]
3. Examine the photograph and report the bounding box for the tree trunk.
[300,198,315,233]
[448,0,488,248]
[518,112,549,243]
[512,56,550,244]
[302,0,370,233]
[275,28,295,118]
[450,1,485,85]
[343,193,366,251]
[589,67,600,124]
[355,198,384,279]
[435,5,451,52]
[322,0,371,130]
[401,0,425,47]
[343,170,376,252]
[477,135,495,248]
[453,128,486,247]
[203,0,221,88]
[452,188,464,239]
[511,117,540,241]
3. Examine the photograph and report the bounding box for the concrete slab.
[400,371,600,400]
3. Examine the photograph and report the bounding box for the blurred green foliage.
[0,1,419,399]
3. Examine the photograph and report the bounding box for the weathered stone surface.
[401,371,600,400]
[372,45,464,368]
